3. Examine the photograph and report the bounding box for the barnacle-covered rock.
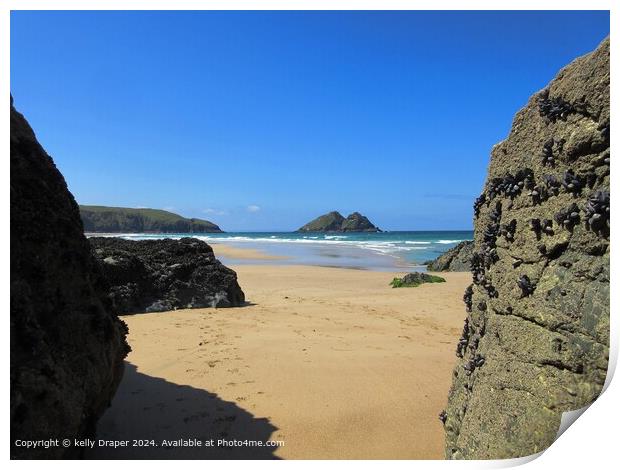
[561,169,583,196]
[473,193,486,218]
[445,38,609,460]
[584,190,610,237]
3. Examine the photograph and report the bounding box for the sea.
[102,231,474,272]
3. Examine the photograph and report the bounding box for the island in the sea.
[297,211,381,232]
[80,205,223,233]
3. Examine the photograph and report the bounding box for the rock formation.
[341,212,381,232]
[426,241,474,272]
[80,205,223,233]
[89,237,245,314]
[11,97,129,458]
[298,211,381,232]
[443,38,609,459]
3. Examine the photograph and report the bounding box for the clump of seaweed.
[541,139,555,166]
[528,185,547,205]
[456,317,471,358]
[390,272,446,288]
[543,174,561,196]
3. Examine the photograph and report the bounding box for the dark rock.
[11,98,129,458]
[297,210,381,232]
[426,241,474,272]
[89,237,245,314]
[584,190,610,237]
[473,194,486,218]
[444,38,609,459]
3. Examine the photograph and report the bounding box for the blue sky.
[11,11,609,231]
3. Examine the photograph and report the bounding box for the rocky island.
[443,37,610,459]
[80,205,223,233]
[298,211,381,232]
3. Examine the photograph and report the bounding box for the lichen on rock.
[443,37,610,459]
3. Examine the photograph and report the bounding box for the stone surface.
[89,237,246,314]
[443,38,610,459]
[298,211,380,232]
[10,97,129,458]
[80,205,223,233]
[426,241,474,272]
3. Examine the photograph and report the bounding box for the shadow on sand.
[86,362,280,459]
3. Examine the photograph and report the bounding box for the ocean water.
[102,231,474,272]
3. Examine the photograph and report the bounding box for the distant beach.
[88,231,474,271]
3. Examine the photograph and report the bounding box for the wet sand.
[91,261,469,459]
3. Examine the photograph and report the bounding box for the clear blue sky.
[11,11,609,231]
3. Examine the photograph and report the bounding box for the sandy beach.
[90,243,469,459]
[210,242,288,260]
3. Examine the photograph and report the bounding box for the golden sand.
[91,248,469,459]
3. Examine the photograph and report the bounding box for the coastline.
[90,265,470,459]
[85,231,474,271]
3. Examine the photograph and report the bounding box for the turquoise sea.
[106,231,474,272]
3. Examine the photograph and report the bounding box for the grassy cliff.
[80,206,223,233]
